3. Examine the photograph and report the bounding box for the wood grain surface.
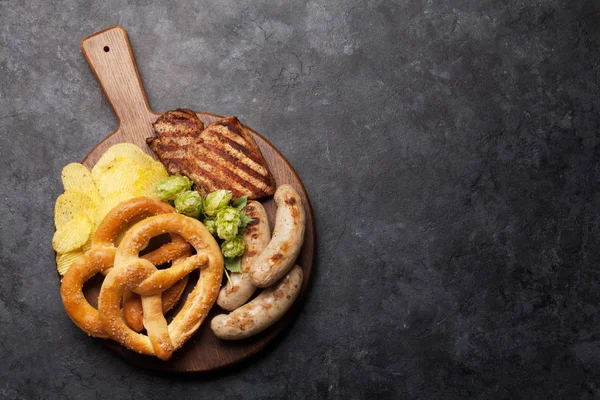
[73,26,315,372]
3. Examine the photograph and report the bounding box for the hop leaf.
[240,212,253,229]
[231,196,248,210]
[224,256,242,273]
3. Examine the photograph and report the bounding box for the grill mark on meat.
[199,121,263,161]
[167,164,181,174]
[216,119,243,136]
[202,143,273,188]
[196,142,271,196]
[205,133,264,169]
[178,150,270,197]
[182,146,259,195]
[192,153,266,197]
[214,117,259,151]
[185,163,233,194]
[152,109,204,138]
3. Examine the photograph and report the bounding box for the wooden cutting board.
[73,26,315,372]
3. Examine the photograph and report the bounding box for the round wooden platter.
[67,26,315,372]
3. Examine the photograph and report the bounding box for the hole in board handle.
[103,46,110,52]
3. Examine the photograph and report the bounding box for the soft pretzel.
[122,239,192,332]
[99,213,223,360]
[60,198,191,337]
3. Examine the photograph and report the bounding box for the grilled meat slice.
[147,109,205,172]
[147,113,276,200]
[188,116,276,199]
[152,108,204,138]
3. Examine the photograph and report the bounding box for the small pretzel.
[60,198,192,338]
[98,213,223,360]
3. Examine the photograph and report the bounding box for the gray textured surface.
[1,0,600,398]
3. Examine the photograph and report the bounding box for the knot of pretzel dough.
[99,213,223,360]
[61,198,192,338]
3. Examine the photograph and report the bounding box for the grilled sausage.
[211,265,303,340]
[216,201,271,311]
[249,185,305,288]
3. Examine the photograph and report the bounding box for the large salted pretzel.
[61,198,191,338]
[99,213,223,360]
[61,198,223,359]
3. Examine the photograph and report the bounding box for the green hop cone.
[204,190,233,216]
[215,207,241,240]
[203,218,217,236]
[174,190,203,218]
[155,175,193,201]
[221,236,245,258]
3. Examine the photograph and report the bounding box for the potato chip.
[92,143,156,181]
[54,143,169,274]
[96,190,136,223]
[82,237,93,253]
[54,189,98,229]
[85,191,101,229]
[52,213,92,253]
[61,163,96,192]
[87,187,102,206]
[56,250,84,276]
[133,161,169,197]
[81,223,96,252]
[150,160,168,173]
[93,157,144,197]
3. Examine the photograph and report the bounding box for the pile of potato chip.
[53,143,168,275]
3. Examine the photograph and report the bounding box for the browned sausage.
[217,201,270,311]
[250,185,305,288]
[211,265,303,340]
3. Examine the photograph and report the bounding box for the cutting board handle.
[81,26,154,131]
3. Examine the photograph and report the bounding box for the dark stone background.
[1,0,600,398]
